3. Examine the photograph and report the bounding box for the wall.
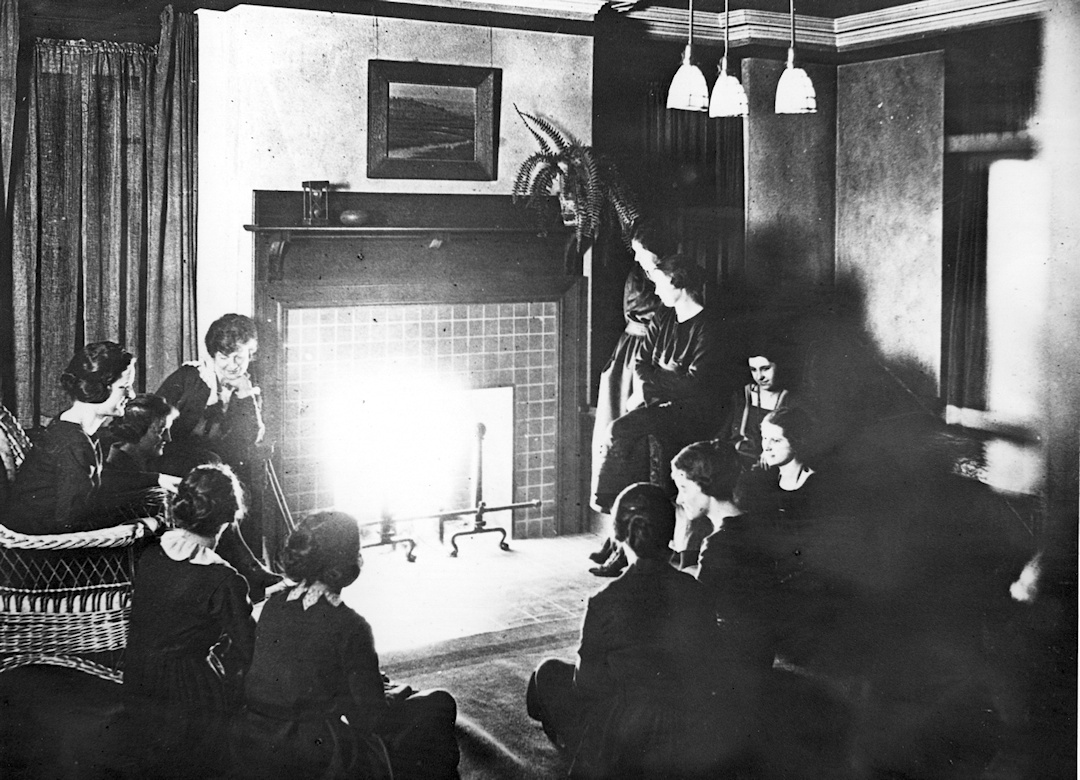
[743,58,837,294]
[197,4,593,331]
[835,51,944,399]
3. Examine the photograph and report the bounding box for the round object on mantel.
[339,209,369,226]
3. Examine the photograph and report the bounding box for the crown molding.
[627,0,1047,51]
[377,0,608,23]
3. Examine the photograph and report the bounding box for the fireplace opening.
[279,302,558,544]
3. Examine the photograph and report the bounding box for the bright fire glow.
[318,370,513,529]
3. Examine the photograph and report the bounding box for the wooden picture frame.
[367,60,501,181]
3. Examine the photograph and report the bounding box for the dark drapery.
[0,0,18,410]
[942,155,989,410]
[11,8,197,426]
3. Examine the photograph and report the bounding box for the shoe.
[588,536,614,564]
[589,548,627,578]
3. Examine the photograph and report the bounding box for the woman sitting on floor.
[669,439,742,571]
[718,338,795,471]
[122,463,257,780]
[231,510,460,780]
[527,482,748,779]
[3,341,144,534]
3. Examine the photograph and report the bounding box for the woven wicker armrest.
[0,521,150,551]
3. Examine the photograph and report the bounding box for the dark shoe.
[589,548,627,578]
[588,536,615,564]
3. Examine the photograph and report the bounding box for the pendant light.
[708,0,748,118]
[774,0,817,114]
[667,0,708,112]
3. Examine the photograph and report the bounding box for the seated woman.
[3,341,140,534]
[590,255,735,576]
[155,312,264,479]
[122,463,257,780]
[719,338,794,470]
[527,483,746,779]
[231,510,460,780]
[101,393,281,600]
[733,405,818,517]
[669,439,742,571]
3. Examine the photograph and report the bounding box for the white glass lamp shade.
[709,57,748,117]
[775,47,817,114]
[667,45,709,112]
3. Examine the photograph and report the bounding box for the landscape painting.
[367,61,501,181]
[387,83,475,161]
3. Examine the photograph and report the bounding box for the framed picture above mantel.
[367,60,501,181]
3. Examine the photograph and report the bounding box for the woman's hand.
[223,372,258,398]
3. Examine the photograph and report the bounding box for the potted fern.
[511,105,640,250]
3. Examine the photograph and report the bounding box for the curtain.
[942,155,989,410]
[11,8,197,426]
[0,0,17,411]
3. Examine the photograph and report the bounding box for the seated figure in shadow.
[122,463,257,780]
[669,439,742,572]
[231,510,460,780]
[99,392,282,601]
[589,254,736,577]
[717,336,796,471]
[528,482,750,780]
[3,341,147,534]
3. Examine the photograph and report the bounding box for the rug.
[382,617,582,780]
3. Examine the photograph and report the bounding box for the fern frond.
[513,152,558,202]
[514,104,560,157]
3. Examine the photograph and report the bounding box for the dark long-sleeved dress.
[3,420,103,534]
[231,585,459,780]
[590,265,661,504]
[123,531,255,778]
[154,362,263,478]
[593,306,733,511]
[527,558,747,779]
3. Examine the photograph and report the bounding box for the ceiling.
[20,0,1019,44]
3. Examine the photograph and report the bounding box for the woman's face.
[760,420,795,467]
[672,467,710,521]
[138,416,173,458]
[748,356,777,391]
[100,364,136,418]
[213,338,257,385]
[631,239,660,276]
[651,269,683,308]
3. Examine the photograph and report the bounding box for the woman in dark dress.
[123,463,256,779]
[588,219,674,516]
[590,254,735,576]
[4,341,139,534]
[154,313,264,480]
[231,510,460,780]
[719,339,794,471]
[528,483,747,779]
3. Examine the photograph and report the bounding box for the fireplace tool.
[360,422,541,560]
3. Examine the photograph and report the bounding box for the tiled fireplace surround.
[250,192,586,550]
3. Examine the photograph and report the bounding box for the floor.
[0,531,607,779]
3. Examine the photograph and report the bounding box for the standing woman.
[4,341,136,534]
[123,463,256,779]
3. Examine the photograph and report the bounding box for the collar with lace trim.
[160,528,227,566]
[286,580,343,610]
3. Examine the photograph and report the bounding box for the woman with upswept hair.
[123,463,256,779]
[4,341,137,534]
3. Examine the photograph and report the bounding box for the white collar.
[160,528,227,566]
[286,580,343,610]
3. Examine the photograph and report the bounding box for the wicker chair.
[0,406,152,684]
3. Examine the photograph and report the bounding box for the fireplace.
[249,191,586,555]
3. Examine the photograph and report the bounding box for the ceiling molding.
[376,0,608,22]
[624,0,1047,50]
